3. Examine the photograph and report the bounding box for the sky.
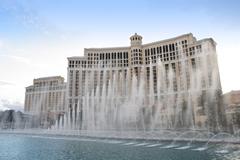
[0,0,240,111]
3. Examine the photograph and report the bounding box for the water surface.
[0,133,232,160]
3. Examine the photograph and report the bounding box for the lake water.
[0,133,237,160]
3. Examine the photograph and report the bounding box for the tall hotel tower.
[25,76,66,126]
[67,33,226,131]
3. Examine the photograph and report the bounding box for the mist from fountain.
[52,45,226,139]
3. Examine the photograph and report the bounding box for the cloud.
[7,55,30,64]
[0,99,23,111]
[0,81,14,86]
[0,40,3,49]
[0,41,34,73]
[0,38,31,64]
[0,54,30,64]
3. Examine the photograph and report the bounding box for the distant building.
[0,110,38,129]
[223,90,240,133]
[24,76,66,126]
[66,33,226,131]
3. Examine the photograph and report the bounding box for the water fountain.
[46,53,227,143]
[0,54,235,157]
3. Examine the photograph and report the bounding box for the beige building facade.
[223,90,240,133]
[24,76,67,123]
[66,33,226,131]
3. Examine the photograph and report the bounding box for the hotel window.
[166,45,168,52]
[191,58,196,70]
[169,44,172,52]
[117,52,120,59]
[123,52,126,59]
[153,66,157,93]
[163,46,166,53]
[172,63,176,72]
[196,45,202,53]
[171,44,175,51]
[165,64,169,74]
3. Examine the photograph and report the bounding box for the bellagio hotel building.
[67,33,225,129]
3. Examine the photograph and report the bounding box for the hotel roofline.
[67,33,216,60]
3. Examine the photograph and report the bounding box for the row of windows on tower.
[131,49,142,53]
[69,52,129,68]
[131,37,141,41]
[88,52,129,60]
[144,43,177,57]
[144,44,202,64]
[68,41,203,68]
[144,40,188,57]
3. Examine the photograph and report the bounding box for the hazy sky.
[0,0,240,111]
